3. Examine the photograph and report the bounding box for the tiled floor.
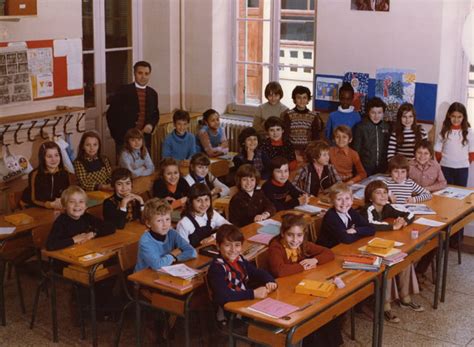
[1,250,473,346]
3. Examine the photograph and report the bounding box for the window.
[234,0,315,110]
[468,64,474,125]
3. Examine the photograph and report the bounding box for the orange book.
[4,213,34,226]
[343,254,378,265]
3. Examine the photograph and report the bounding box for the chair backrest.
[118,242,138,272]
[307,216,322,243]
[209,159,230,178]
[132,174,156,197]
[31,224,52,250]
[255,249,270,272]
[8,191,25,212]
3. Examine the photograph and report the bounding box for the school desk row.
[0,186,472,347]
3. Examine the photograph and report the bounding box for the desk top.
[224,257,378,329]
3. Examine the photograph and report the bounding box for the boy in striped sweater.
[384,155,431,204]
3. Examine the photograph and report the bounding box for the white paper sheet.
[67,63,83,90]
[257,219,281,227]
[0,227,16,235]
[53,39,68,57]
[414,218,445,227]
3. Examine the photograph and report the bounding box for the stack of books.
[358,238,407,266]
[154,264,201,290]
[342,254,382,272]
[295,279,336,297]
[382,251,408,266]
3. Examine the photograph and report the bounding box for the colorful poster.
[375,68,416,122]
[36,73,54,98]
[315,77,342,102]
[343,72,369,113]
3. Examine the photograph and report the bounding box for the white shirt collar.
[135,82,147,89]
[338,105,355,113]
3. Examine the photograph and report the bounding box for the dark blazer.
[106,83,160,145]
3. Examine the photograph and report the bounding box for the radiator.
[220,117,253,152]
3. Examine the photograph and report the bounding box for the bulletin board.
[0,39,83,104]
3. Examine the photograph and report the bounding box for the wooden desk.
[224,258,380,347]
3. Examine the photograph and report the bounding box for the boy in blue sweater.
[325,83,361,143]
[162,109,198,165]
[135,198,197,272]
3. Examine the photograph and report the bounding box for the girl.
[232,127,270,180]
[22,141,70,209]
[176,183,229,247]
[267,213,338,346]
[409,140,447,192]
[153,158,190,209]
[434,102,474,187]
[361,180,423,323]
[252,81,288,135]
[387,103,427,160]
[73,131,113,191]
[229,164,276,227]
[197,109,229,157]
[184,152,230,198]
[119,128,155,178]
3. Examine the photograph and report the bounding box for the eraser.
[334,276,345,289]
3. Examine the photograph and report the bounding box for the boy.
[103,168,144,229]
[293,140,341,196]
[325,83,361,142]
[207,224,277,324]
[282,85,324,151]
[352,97,390,175]
[262,156,308,211]
[384,155,432,204]
[253,81,288,135]
[135,198,197,272]
[329,125,367,184]
[162,109,198,165]
[46,186,116,251]
[260,116,297,170]
[316,183,375,248]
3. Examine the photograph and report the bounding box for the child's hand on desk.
[265,282,278,292]
[253,286,269,299]
[346,228,357,234]
[298,193,309,205]
[299,258,318,270]
[50,198,63,210]
[392,217,407,230]
[179,197,187,205]
[254,212,270,222]
[406,197,415,203]
[73,233,92,244]
[200,235,215,245]
[211,187,223,196]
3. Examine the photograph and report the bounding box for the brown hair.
[123,128,147,159]
[235,164,260,189]
[173,109,190,123]
[216,224,244,245]
[77,131,104,164]
[281,213,308,235]
[264,116,284,131]
[328,182,352,202]
[364,180,388,205]
[61,185,87,207]
[182,183,213,221]
[269,156,289,173]
[333,125,352,140]
[38,141,64,174]
[414,139,434,157]
[305,140,330,162]
[388,154,409,172]
[111,167,133,187]
[393,103,424,146]
[264,81,284,99]
[143,198,172,223]
[440,102,471,146]
[159,157,180,178]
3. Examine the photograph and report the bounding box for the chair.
[7,191,25,212]
[209,159,230,179]
[255,249,270,272]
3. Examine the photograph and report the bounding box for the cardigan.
[361,204,414,231]
[207,254,274,306]
[262,179,302,211]
[162,131,198,160]
[134,229,197,272]
[46,212,116,251]
[316,208,375,248]
[282,107,324,150]
[229,190,276,227]
[329,146,367,183]
[73,156,112,191]
[22,168,70,208]
[118,148,155,178]
[292,163,340,196]
[267,236,334,278]
[408,158,447,192]
[102,193,142,229]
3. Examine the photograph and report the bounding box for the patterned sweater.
[282,107,325,150]
[387,127,427,160]
[73,156,112,191]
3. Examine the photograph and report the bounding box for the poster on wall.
[343,72,369,114]
[375,68,416,122]
[27,48,54,98]
[315,77,343,102]
[351,0,390,11]
[0,47,32,105]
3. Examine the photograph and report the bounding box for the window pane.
[106,49,132,101]
[237,19,271,63]
[469,65,474,84]
[82,0,94,51]
[83,53,95,107]
[235,63,270,105]
[281,0,312,10]
[467,87,474,125]
[237,0,271,20]
[280,19,314,42]
[105,0,132,49]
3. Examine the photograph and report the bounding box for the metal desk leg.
[88,264,99,347]
[286,326,298,347]
[433,232,443,309]
[0,261,6,326]
[441,225,451,303]
[50,271,58,342]
[134,283,141,347]
[377,270,388,347]
[184,292,194,347]
[373,276,380,347]
[228,313,235,347]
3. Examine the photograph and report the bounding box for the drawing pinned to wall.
[0,47,32,105]
[315,77,342,102]
[351,0,390,11]
[27,47,54,98]
[343,72,369,113]
[375,68,416,122]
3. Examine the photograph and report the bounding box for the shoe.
[216,318,228,332]
[399,301,425,312]
[384,310,400,323]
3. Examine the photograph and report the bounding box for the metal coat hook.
[27,120,37,142]
[40,118,50,139]
[14,123,24,144]
[63,114,73,135]
[52,117,62,137]
[76,112,85,133]
[0,124,10,145]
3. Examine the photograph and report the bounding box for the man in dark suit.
[106,61,160,154]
